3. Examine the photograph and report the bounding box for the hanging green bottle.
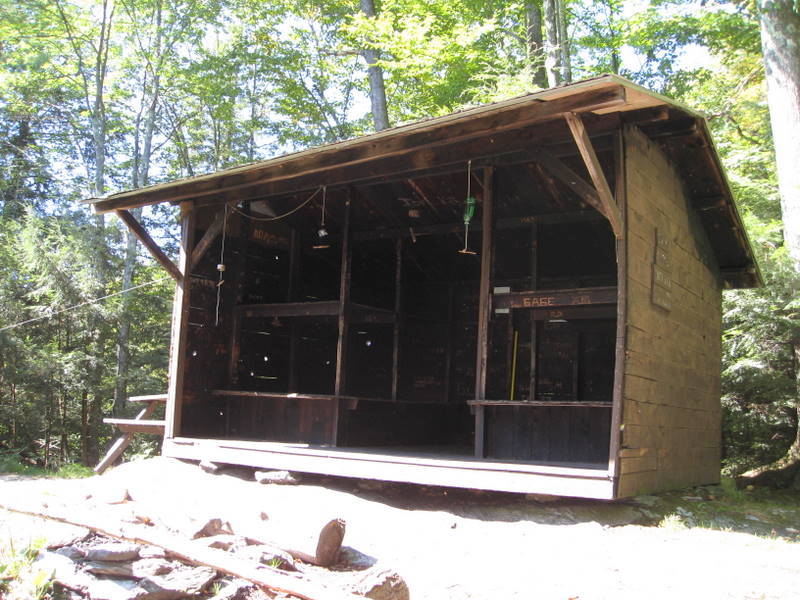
[463,195,476,225]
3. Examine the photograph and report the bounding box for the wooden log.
[246,518,346,568]
[115,209,182,281]
[0,501,364,600]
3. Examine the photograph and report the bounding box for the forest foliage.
[0,0,797,479]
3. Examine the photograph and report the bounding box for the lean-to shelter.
[87,74,760,499]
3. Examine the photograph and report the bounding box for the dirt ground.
[2,457,799,600]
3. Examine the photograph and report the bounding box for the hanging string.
[467,159,472,199]
[228,186,323,222]
[215,204,229,327]
[321,186,327,229]
[0,276,172,333]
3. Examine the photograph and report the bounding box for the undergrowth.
[0,537,52,600]
[0,453,93,479]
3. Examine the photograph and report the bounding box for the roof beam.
[529,150,608,220]
[564,112,624,239]
[115,209,182,282]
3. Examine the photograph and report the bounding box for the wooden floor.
[163,437,615,499]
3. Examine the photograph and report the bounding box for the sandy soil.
[1,458,799,600]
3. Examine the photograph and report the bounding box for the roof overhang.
[84,74,761,288]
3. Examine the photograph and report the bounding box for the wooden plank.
[164,437,615,498]
[333,189,353,445]
[165,203,195,439]
[241,301,340,318]
[354,212,603,241]
[493,286,617,310]
[103,418,166,435]
[474,166,494,458]
[127,394,167,403]
[92,87,628,213]
[564,112,624,238]
[95,401,160,473]
[468,400,613,407]
[189,207,226,270]
[115,209,182,281]
[529,305,617,321]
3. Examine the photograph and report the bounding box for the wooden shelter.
[88,75,759,499]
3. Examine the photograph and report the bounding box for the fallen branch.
[0,500,364,600]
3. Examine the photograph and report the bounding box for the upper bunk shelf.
[238,301,396,324]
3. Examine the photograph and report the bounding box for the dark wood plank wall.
[617,125,723,497]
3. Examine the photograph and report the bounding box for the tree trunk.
[60,391,69,462]
[359,0,390,131]
[556,0,571,83]
[738,0,800,489]
[80,388,89,464]
[525,1,548,88]
[543,0,561,87]
[759,0,800,269]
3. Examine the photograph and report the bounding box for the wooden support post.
[165,202,195,439]
[115,209,182,281]
[288,229,301,393]
[529,151,610,224]
[528,224,539,401]
[333,190,352,445]
[608,128,628,488]
[189,207,227,270]
[227,204,251,387]
[391,237,402,402]
[474,166,494,458]
[443,284,454,403]
[564,112,623,239]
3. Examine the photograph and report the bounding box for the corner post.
[165,201,195,441]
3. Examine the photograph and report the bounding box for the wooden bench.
[95,394,167,474]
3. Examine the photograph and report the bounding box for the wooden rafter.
[115,209,182,281]
[189,207,226,270]
[564,112,623,238]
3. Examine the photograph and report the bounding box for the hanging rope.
[0,276,172,333]
[228,186,323,222]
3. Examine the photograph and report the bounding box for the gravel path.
[2,458,799,600]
